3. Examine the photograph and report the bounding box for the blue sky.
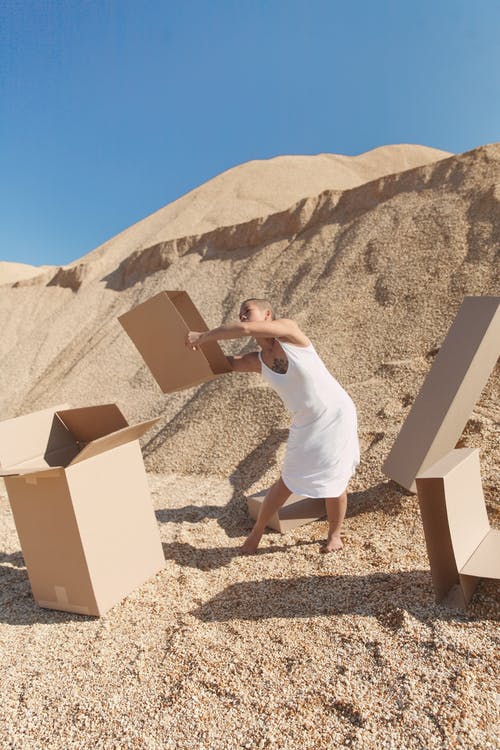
[1,0,499,267]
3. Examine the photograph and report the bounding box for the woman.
[186,298,360,553]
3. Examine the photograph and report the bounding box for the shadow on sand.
[0,551,94,626]
[2,552,497,628]
[155,428,289,537]
[161,538,321,571]
[154,427,411,538]
[192,570,500,625]
[0,440,457,628]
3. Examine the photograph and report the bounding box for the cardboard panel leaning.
[0,404,165,616]
[118,290,232,393]
[416,448,500,609]
[383,296,500,492]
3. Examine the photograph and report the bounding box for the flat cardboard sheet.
[461,530,500,578]
[0,403,71,471]
[248,489,325,533]
[384,296,500,492]
[118,290,232,393]
[57,404,128,442]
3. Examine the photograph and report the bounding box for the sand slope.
[0,142,498,750]
[7,144,451,288]
[74,143,451,261]
[0,261,54,285]
[0,143,497,481]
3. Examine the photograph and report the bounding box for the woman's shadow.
[159,428,291,569]
[157,429,411,571]
[156,427,289,536]
[192,570,500,624]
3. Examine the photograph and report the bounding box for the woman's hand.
[185,331,204,350]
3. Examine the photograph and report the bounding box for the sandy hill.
[0,142,499,749]
[0,261,54,285]
[5,144,451,289]
[73,144,451,271]
[0,141,497,488]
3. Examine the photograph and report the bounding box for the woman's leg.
[241,476,292,553]
[321,488,347,553]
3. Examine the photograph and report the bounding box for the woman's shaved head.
[240,298,275,320]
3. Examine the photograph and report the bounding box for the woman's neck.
[257,336,276,351]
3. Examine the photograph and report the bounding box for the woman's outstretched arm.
[185,318,307,348]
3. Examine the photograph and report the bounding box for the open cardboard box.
[416,447,500,609]
[248,489,326,533]
[118,290,232,393]
[0,404,165,616]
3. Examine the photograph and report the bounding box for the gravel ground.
[1,458,498,749]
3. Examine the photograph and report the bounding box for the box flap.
[460,529,500,578]
[0,465,62,477]
[56,404,128,442]
[0,404,72,469]
[118,290,231,393]
[416,447,476,479]
[68,418,159,466]
[442,449,490,570]
[0,447,81,476]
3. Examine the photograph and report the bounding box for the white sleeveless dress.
[259,340,360,498]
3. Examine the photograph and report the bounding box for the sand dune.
[0,142,498,749]
[0,261,54,285]
[77,143,451,257]
[8,144,451,289]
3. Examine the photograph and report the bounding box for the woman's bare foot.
[240,528,263,554]
[320,534,343,553]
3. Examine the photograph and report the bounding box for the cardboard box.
[383,296,500,492]
[0,404,165,616]
[247,489,326,533]
[416,448,500,609]
[118,290,232,393]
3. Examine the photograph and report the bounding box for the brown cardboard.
[118,290,232,393]
[0,403,72,469]
[383,296,500,492]
[416,448,500,608]
[247,489,326,533]
[0,404,165,616]
[68,419,159,465]
[57,404,128,441]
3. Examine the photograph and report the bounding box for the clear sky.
[1,0,499,267]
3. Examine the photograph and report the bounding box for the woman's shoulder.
[276,318,311,347]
